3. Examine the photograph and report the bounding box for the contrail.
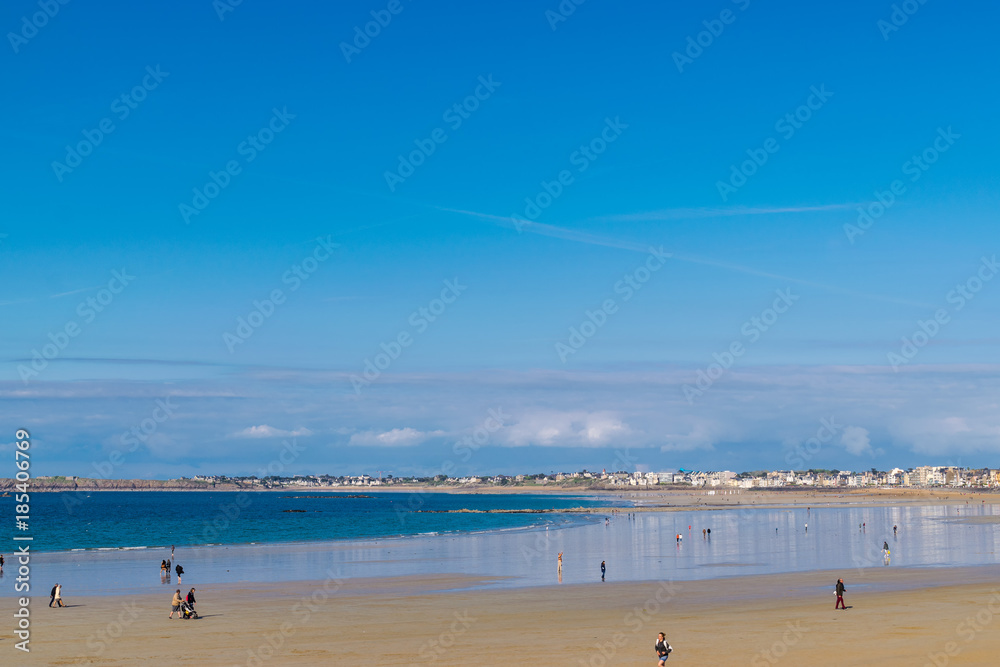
[435,206,934,309]
[594,202,867,222]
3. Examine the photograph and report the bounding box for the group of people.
[49,583,66,607]
[160,559,185,582]
[159,546,196,616]
[168,587,198,619]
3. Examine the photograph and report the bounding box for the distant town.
[137,466,1000,489]
[13,465,998,492]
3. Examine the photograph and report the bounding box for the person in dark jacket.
[835,578,846,609]
[175,563,184,583]
[601,561,606,581]
[186,588,197,612]
[655,632,672,664]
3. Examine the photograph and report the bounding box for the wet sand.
[16,565,1000,666]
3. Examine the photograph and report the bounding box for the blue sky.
[2,0,999,478]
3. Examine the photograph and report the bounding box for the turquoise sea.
[3,492,1000,597]
[0,490,608,552]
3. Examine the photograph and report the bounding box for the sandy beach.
[13,565,1000,666]
[372,485,1000,510]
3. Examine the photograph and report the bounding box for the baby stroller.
[181,600,198,619]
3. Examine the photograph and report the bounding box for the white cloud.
[501,411,630,448]
[231,425,313,439]
[840,426,873,457]
[348,428,445,447]
[11,363,1000,474]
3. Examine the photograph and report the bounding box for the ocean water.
[0,490,608,552]
[3,494,1000,597]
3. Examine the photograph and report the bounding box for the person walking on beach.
[883,540,889,552]
[53,584,65,607]
[655,632,672,664]
[0,553,4,572]
[169,589,183,619]
[835,578,846,610]
[601,561,606,581]
[171,545,175,559]
[557,553,563,575]
[186,588,197,613]
[893,524,897,536]
[175,563,184,584]
[49,583,58,607]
